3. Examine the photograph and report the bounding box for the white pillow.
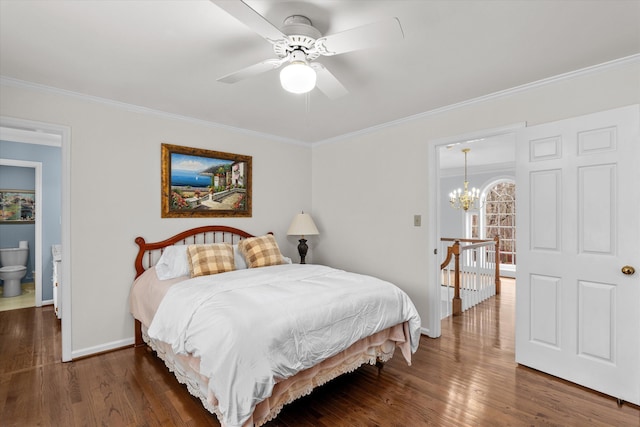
[233,244,247,270]
[155,245,190,280]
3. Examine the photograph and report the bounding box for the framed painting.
[161,143,252,218]
[0,190,35,223]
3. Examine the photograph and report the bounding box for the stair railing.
[440,237,500,316]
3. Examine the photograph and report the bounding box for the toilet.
[0,241,29,298]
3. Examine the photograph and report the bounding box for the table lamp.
[287,211,319,264]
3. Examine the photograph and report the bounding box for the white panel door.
[515,105,640,404]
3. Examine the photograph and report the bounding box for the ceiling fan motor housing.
[273,15,322,59]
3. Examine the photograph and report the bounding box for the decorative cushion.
[186,243,235,277]
[238,234,284,268]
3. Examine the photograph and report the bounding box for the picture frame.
[161,143,252,218]
[0,190,35,224]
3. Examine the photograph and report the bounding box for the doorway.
[426,123,524,338]
[0,117,72,362]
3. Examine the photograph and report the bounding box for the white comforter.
[148,263,421,427]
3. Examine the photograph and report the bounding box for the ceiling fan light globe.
[280,62,316,94]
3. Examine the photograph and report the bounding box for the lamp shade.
[280,62,316,94]
[287,212,319,236]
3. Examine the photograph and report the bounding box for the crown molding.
[2,54,638,147]
[313,54,640,146]
[0,76,308,148]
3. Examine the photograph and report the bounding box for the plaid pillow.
[238,234,284,268]
[186,243,235,277]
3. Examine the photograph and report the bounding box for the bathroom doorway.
[0,117,70,362]
[0,160,41,310]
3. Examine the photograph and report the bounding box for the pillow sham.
[187,243,235,277]
[233,243,290,268]
[238,234,285,268]
[155,245,190,280]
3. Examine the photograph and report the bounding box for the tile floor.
[0,281,35,311]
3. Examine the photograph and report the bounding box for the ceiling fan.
[211,0,404,98]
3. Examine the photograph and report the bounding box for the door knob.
[621,265,635,275]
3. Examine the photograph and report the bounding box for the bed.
[130,225,421,427]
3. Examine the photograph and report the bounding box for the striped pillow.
[186,243,235,277]
[238,234,284,268]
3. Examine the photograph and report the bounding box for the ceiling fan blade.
[218,58,287,83]
[211,0,286,44]
[317,17,404,56]
[311,63,348,99]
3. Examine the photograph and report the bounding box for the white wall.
[312,61,640,336]
[0,84,312,356]
[1,60,638,356]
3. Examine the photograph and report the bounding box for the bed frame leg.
[134,319,144,347]
[376,360,385,373]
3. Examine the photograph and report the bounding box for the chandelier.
[449,148,480,211]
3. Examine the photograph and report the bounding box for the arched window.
[483,180,516,267]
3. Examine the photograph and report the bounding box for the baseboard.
[71,337,135,360]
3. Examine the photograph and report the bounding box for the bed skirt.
[142,321,412,427]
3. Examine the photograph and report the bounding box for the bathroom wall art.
[161,143,252,218]
[0,190,35,223]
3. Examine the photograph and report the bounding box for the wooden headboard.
[132,225,259,346]
[134,225,257,279]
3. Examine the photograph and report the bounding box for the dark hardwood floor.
[1,280,638,426]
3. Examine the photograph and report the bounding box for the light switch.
[414,214,421,227]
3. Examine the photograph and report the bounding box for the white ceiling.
[1,0,639,152]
